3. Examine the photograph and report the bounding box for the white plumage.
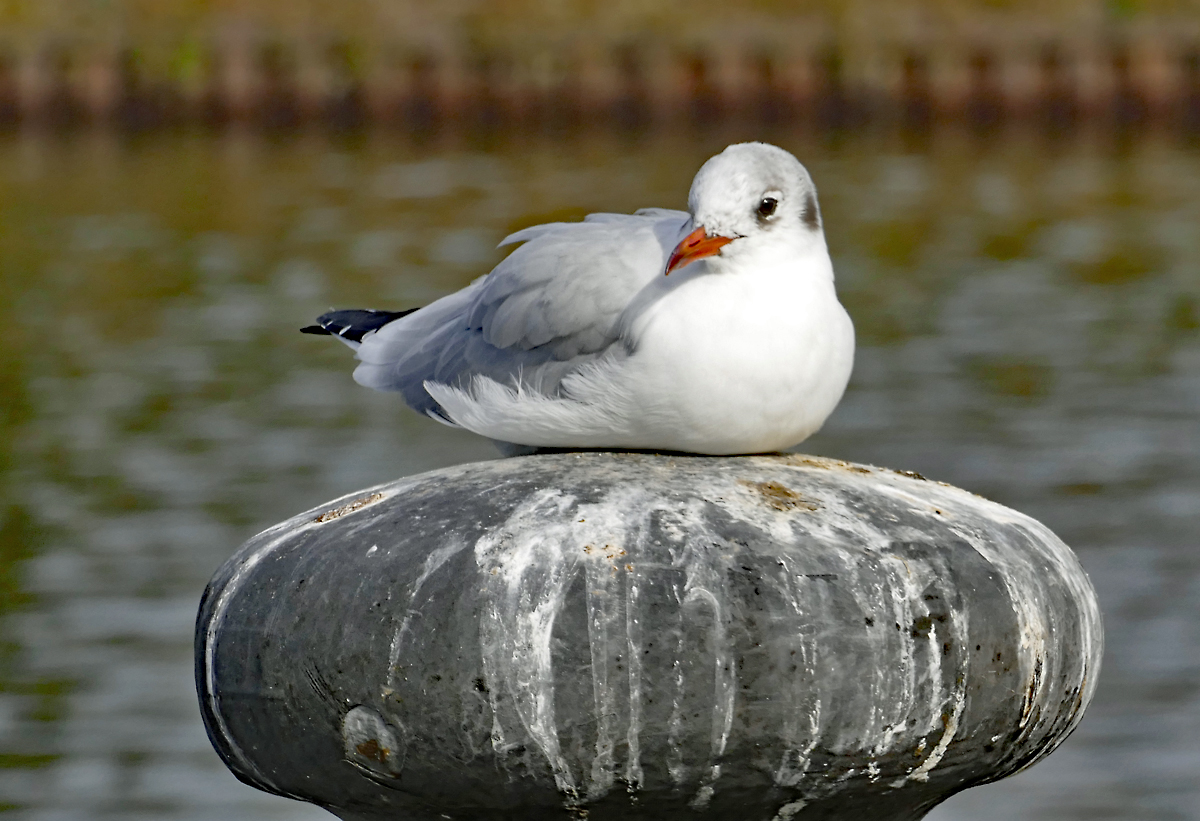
[308,142,855,455]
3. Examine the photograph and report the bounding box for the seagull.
[302,142,854,455]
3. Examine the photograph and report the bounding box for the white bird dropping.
[302,142,855,455]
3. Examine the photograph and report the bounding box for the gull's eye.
[756,196,779,220]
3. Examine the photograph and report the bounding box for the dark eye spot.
[800,191,820,231]
[756,197,778,220]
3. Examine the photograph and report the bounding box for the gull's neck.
[705,229,834,282]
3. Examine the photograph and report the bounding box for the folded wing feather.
[352,209,689,421]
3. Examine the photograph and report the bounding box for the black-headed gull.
[303,142,854,454]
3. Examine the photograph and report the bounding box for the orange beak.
[665,226,734,275]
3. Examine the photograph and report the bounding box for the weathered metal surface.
[196,452,1102,821]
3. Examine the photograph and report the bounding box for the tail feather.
[300,308,419,343]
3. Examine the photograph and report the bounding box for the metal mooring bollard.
[195,452,1102,821]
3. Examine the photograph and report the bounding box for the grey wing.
[352,209,690,418]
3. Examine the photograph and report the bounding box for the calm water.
[0,128,1197,820]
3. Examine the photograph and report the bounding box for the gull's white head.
[666,142,824,275]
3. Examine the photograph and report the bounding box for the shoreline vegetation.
[0,1,1197,133]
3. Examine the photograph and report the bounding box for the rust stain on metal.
[584,544,625,559]
[315,492,384,523]
[355,738,391,763]
[784,454,872,474]
[742,480,820,512]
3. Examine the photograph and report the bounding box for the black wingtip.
[300,307,421,343]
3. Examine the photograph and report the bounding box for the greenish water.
[0,128,1197,819]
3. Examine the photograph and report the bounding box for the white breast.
[582,261,854,453]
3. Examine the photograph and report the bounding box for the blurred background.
[0,1,1198,819]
